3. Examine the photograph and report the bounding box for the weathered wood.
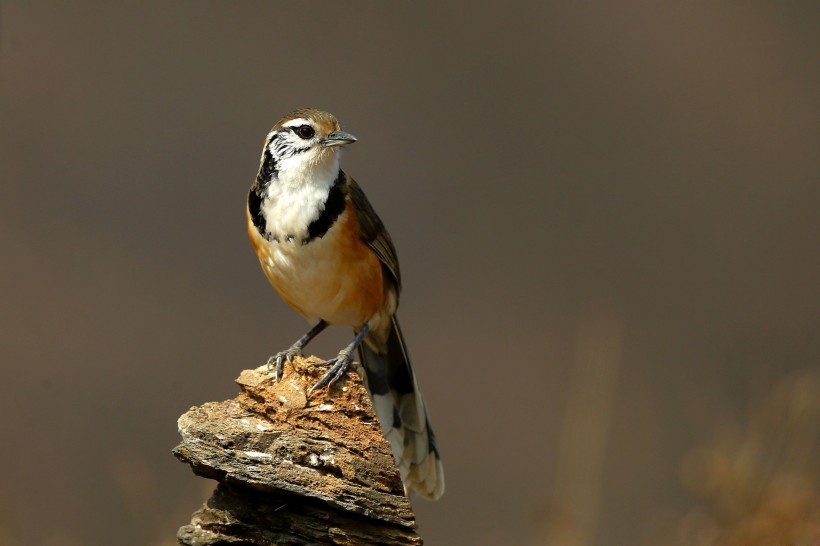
[174,357,422,545]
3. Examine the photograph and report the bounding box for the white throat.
[262,149,340,240]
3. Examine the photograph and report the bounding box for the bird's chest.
[264,230,341,295]
[249,206,384,326]
[261,180,328,242]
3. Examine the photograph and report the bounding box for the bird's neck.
[252,154,344,243]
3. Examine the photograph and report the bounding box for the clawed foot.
[266,346,303,382]
[306,350,355,396]
[266,321,329,382]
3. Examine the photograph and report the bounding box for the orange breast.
[247,203,385,328]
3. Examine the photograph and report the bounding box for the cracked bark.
[173,356,422,545]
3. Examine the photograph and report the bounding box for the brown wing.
[347,176,402,293]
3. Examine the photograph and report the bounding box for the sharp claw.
[266,347,302,382]
[306,353,352,397]
[306,358,336,396]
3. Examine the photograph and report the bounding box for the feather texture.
[359,316,444,500]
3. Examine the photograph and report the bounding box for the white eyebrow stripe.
[281,118,310,128]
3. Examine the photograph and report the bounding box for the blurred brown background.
[1,2,818,545]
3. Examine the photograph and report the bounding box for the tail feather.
[358,316,444,500]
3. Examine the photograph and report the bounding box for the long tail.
[358,315,445,500]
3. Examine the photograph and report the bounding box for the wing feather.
[347,176,402,292]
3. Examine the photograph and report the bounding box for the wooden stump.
[173,357,422,545]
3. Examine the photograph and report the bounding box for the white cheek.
[277,151,317,179]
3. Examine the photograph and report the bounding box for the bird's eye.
[295,125,315,139]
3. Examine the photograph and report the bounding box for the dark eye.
[295,125,315,139]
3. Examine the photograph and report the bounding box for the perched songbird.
[246,108,444,500]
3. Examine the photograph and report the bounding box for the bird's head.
[263,108,357,183]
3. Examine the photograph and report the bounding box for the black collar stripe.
[305,170,347,243]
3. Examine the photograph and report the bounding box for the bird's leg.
[307,322,370,396]
[267,320,328,381]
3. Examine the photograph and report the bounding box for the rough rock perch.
[173,356,422,545]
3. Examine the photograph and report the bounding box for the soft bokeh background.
[1,2,818,545]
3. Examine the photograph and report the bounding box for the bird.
[245,108,444,500]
